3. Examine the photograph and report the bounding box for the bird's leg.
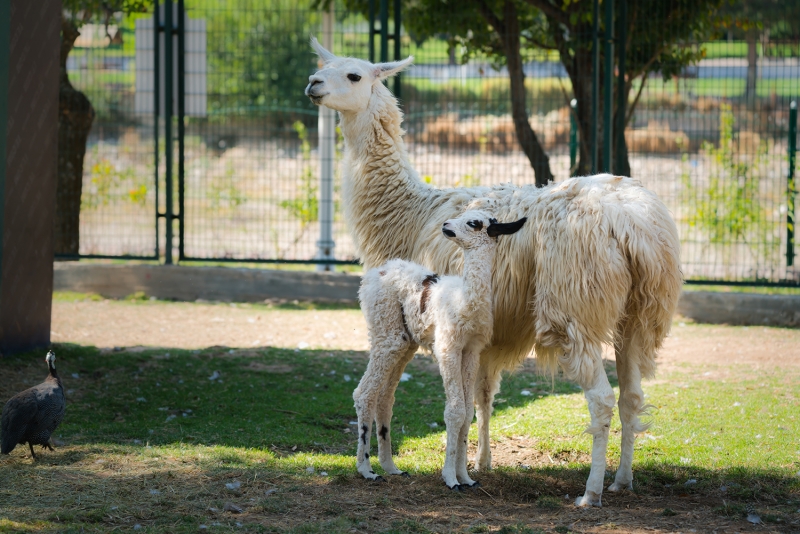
[28,443,37,459]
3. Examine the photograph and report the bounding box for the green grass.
[1,325,799,531]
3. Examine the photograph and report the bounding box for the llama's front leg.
[455,349,481,487]
[608,342,648,493]
[375,344,417,476]
[575,348,616,507]
[438,349,467,490]
[474,361,501,471]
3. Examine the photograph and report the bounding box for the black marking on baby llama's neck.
[419,274,439,314]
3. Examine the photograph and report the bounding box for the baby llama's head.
[441,210,527,250]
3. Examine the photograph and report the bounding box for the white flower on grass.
[400,373,412,382]
[343,375,352,382]
[208,371,220,381]
[520,390,532,396]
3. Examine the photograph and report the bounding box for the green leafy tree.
[195,0,320,117]
[337,0,723,181]
[58,1,151,256]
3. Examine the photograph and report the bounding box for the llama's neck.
[459,244,496,316]
[338,85,442,268]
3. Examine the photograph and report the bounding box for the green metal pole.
[0,0,9,300]
[569,99,578,175]
[177,0,185,262]
[602,0,613,173]
[615,0,627,175]
[788,100,797,267]
[368,0,375,63]
[393,0,401,99]
[164,0,173,265]
[380,0,388,63]
[591,0,599,174]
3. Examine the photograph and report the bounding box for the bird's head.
[45,350,56,369]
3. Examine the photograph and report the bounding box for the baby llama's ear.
[310,36,337,64]
[374,56,414,80]
[487,217,527,238]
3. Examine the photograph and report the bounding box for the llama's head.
[442,210,527,250]
[305,37,413,113]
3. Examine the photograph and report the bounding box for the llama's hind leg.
[474,362,501,471]
[574,343,616,507]
[375,343,418,476]
[608,333,649,492]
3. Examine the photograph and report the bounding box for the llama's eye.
[347,73,362,82]
[467,220,483,231]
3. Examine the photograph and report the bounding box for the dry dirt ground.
[51,298,800,370]
[43,298,800,533]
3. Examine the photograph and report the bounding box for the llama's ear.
[487,217,527,238]
[310,36,337,64]
[374,56,414,80]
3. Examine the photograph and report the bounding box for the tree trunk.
[500,0,553,187]
[55,17,95,257]
[745,31,757,110]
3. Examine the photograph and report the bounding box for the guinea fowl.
[1,350,66,459]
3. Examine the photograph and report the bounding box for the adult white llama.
[305,39,682,507]
[355,210,527,490]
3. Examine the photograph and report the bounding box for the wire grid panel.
[397,13,799,285]
[66,15,158,258]
[179,1,361,262]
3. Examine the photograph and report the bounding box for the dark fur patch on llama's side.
[420,274,439,314]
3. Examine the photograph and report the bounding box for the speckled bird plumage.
[1,351,66,459]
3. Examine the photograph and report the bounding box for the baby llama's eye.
[466,220,483,231]
[347,73,362,82]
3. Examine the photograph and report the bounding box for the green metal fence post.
[368,0,375,62]
[591,0,599,174]
[615,0,626,176]
[788,100,797,267]
[380,0,388,63]
[393,0,401,100]
[602,0,613,173]
[569,99,578,175]
[154,2,160,260]
[164,0,174,265]
[177,0,185,262]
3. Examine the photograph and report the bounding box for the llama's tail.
[616,190,682,379]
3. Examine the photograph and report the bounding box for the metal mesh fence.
[60,1,800,285]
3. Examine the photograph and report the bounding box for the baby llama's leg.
[436,343,468,489]
[455,348,481,487]
[573,339,617,507]
[354,322,409,481]
[474,360,501,471]
[375,343,418,476]
[608,329,650,493]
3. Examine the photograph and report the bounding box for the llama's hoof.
[399,471,411,478]
[371,475,387,483]
[607,481,633,492]
[575,491,602,507]
[462,481,481,490]
[448,483,463,491]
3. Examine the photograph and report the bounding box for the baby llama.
[354,210,527,490]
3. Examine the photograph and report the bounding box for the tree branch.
[474,0,505,35]
[521,0,570,26]
[625,75,647,127]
